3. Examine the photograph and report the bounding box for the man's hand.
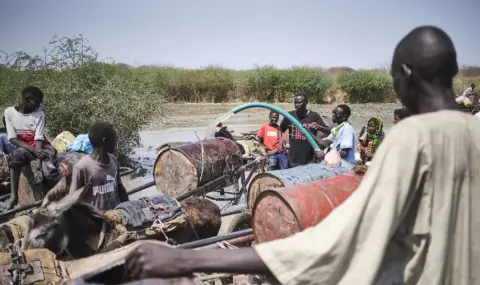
[125,243,190,280]
[32,148,48,159]
[339,149,348,159]
[314,149,325,162]
[359,126,366,139]
[310,122,322,132]
[267,150,277,156]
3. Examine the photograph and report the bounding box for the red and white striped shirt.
[4,106,51,147]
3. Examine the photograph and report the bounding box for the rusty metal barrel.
[246,162,353,210]
[153,138,243,197]
[252,172,361,243]
[18,152,86,206]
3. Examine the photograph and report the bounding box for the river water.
[126,102,401,206]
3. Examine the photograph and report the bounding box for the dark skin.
[315,107,351,159]
[293,95,331,134]
[257,113,284,155]
[9,93,49,159]
[0,93,47,211]
[90,130,129,203]
[358,119,378,162]
[124,26,460,281]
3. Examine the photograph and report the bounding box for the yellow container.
[52,131,76,153]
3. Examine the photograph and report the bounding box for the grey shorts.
[7,146,61,182]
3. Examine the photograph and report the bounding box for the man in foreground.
[256,111,288,170]
[278,92,330,167]
[124,26,480,284]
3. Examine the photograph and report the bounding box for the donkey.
[23,186,222,260]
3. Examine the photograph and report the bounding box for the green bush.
[337,71,394,103]
[244,66,332,103]
[2,35,479,135]
[277,67,332,103]
[0,36,164,166]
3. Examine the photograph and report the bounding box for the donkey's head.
[24,183,102,257]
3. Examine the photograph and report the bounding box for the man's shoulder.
[344,123,355,132]
[74,155,93,169]
[4,106,16,116]
[108,154,119,168]
[392,111,478,139]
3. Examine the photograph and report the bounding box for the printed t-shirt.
[279,110,324,165]
[255,110,480,285]
[69,154,121,212]
[256,123,286,152]
[4,106,50,147]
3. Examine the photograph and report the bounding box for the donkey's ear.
[45,183,92,215]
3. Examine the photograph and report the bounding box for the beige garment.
[254,110,480,285]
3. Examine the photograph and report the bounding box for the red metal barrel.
[153,138,243,197]
[252,172,362,243]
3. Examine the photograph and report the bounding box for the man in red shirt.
[256,111,288,170]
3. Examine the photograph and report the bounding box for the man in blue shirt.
[319,104,356,164]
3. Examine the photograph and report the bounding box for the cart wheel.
[227,212,252,234]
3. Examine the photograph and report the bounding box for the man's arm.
[5,110,34,152]
[34,112,46,150]
[316,115,332,134]
[255,125,264,143]
[69,165,85,193]
[278,117,289,133]
[337,125,354,159]
[125,245,270,280]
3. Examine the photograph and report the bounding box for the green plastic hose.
[231,102,321,151]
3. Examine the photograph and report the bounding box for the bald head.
[391,26,459,114]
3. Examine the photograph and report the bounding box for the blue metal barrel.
[246,162,353,209]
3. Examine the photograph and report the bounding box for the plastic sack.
[68,134,93,154]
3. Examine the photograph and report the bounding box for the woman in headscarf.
[358,116,384,164]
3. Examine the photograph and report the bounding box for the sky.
[1,0,478,70]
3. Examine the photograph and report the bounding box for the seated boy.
[256,111,288,170]
[0,86,62,211]
[69,122,129,213]
[317,104,356,165]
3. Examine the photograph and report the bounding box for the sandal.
[29,159,44,185]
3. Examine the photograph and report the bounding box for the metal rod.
[176,174,230,201]
[198,234,255,249]
[126,181,156,195]
[119,169,135,177]
[220,204,248,216]
[0,200,41,220]
[178,228,252,249]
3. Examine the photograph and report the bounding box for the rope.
[194,131,205,186]
[181,207,200,241]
